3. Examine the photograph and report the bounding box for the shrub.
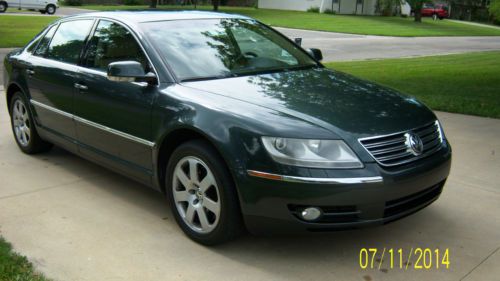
[64,0,82,6]
[323,8,336,15]
[124,0,143,5]
[490,0,500,22]
[307,6,320,13]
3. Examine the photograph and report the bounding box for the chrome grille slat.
[363,138,406,149]
[371,145,408,156]
[359,121,444,167]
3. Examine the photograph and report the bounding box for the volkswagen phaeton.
[3,11,452,245]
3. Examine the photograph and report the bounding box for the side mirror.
[107,61,157,84]
[294,37,303,46]
[307,48,323,61]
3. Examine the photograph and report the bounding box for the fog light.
[300,207,322,221]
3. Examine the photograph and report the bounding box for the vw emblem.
[405,132,424,156]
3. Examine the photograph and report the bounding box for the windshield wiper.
[180,74,235,82]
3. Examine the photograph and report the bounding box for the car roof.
[63,10,251,24]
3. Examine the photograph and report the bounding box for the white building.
[258,0,380,15]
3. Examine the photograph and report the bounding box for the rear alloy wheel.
[0,3,7,13]
[166,140,243,245]
[9,92,52,154]
[45,4,55,14]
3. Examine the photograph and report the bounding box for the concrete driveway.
[276,27,500,61]
[0,89,499,280]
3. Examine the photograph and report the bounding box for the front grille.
[384,181,444,218]
[359,121,444,167]
[289,205,360,223]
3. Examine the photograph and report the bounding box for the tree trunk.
[414,9,422,22]
[150,0,157,8]
[213,0,220,11]
[414,1,423,22]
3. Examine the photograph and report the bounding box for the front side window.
[83,20,148,72]
[142,19,318,81]
[46,20,94,65]
[33,25,57,56]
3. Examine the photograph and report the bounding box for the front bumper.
[237,143,452,234]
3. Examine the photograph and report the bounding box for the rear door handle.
[74,83,88,90]
[26,69,35,76]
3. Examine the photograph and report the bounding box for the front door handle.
[26,69,35,76]
[74,83,88,91]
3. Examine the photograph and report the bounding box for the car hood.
[181,67,436,139]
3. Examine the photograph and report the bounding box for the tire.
[45,4,55,14]
[0,2,7,13]
[166,140,243,245]
[9,92,53,154]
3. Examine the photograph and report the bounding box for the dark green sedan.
[3,11,451,245]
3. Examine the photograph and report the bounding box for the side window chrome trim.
[30,99,155,148]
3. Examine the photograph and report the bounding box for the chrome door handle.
[27,69,35,76]
[74,83,88,90]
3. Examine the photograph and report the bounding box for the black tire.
[166,140,243,245]
[45,4,55,14]
[0,2,7,13]
[9,92,53,154]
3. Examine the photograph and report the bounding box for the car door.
[74,19,156,184]
[27,19,94,151]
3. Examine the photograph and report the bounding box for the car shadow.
[28,145,449,279]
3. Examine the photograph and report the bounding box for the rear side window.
[46,20,94,65]
[83,20,148,72]
[33,25,57,56]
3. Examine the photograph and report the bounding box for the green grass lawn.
[0,16,57,48]
[326,51,500,119]
[81,5,500,37]
[0,236,50,281]
[1,5,500,47]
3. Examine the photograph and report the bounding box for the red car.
[421,3,449,20]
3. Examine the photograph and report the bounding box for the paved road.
[276,27,500,61]
[0,6,93,16]
[0,90,499,280]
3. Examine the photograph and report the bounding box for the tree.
[406,0,424,22]
[489,0,500,21]
[213,0,220,11]
[150,0,157,8]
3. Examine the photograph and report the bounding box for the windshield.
[141,19,318,81]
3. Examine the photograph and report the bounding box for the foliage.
[326,51,500,118]
[63,0,82,6]
[123,0,143,5]
[323,9,336,15]
[490,0,500,21]
[307,6,320,13]
[0,237,51,281]
[376,0,399,16]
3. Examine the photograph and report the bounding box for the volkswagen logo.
[405,132,424,156]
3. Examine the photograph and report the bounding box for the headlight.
[261,137,363,169]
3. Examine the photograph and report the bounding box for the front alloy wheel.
[172,156,221,234]
[166,140,243,245]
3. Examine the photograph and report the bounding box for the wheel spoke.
[203,197,219,214]
[173,189,189,202]
[185,205,195,223]
[199,173,215,193]
[188,159,198,183]
[175,166,191,189]
[197,208,210,231]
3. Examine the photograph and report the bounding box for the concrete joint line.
[459,246,500,281]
